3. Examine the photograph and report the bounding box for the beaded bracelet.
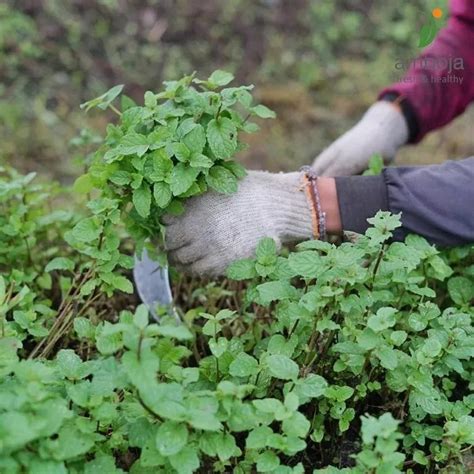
[300,166,327,241]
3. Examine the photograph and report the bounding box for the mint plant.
[1,166,472,474]
[77,71,275,259]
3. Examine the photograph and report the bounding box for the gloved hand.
[164,171,313,276]
[312,101,409,176]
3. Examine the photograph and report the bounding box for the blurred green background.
[1,0,472,182]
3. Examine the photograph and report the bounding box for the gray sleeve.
[335,157,474,246]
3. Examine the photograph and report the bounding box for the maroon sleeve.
[379,0,474,143]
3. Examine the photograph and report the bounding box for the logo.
[418,7,444,47]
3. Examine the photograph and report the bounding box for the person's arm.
[335,157,474,246]
[380,0,474,143]
[313,0,474,176]
[163,158,474,276]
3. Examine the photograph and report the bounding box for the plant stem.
[137,331,144,361]
[109,104,122,116]
[371,243,386,283]
[137,393,162,421]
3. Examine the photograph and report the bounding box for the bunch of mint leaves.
[76,71,275,259]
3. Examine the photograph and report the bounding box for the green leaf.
[134,304,149,329]
[257,281,297,305]
[242,121,260,133]
[367,211,402,233]
[47,422,97,460]
[209,337,228,358]
[288,251,322,278]
[133,184,152,218]
[74,318,94,340]
[267,334,297,357]
[153,181,172,208]
[109,170,132,185]
[256,451,280,472]
[154,324,193,340]
[172,142,191,162]
[121,94,136,110]
[222,160,247,179]
[118,132,150,157]
[356,329,380,350]
[96,325,123,355]
[253,398,284,416]
[189,153,213,169]
[427,255,453,280]
[151,150,173,180]
[56,349,88,380]
[45,257,75,273]
[229,353,259,377]
[155,421,188,456]
[256,237,277,261]
[266,354,299,381]
[413,450,429,466]
[84,454,122,474]
[245,426,273,450]
[208,70,234,87]
[293,375,328,401]
[448,276,474,305]
[122,349,160,392]
[148,127,172,149]
[202,319,222,336]
[176,118,197,138]
[251,104,276,119]
[183,124,206,153]
[72,217,101,242]
[200,432,241,461]
[216,309,236,320]
[410,391,443,415]
[390,331,407,346]
[80,84,124,111]
[169,446,200,474]
[0,275,5,306]
[362,154,384,176]
[80,278,99,296]
[226,258,256,280]
[360,412,401,445]
[332,341,366,355]
[206,165,238,194]
[108,274,134,294]
[374,346,398,370]
[421,338,442,358]
[144,90,157,108]
[73,174,94,194]
[282,411,310,438]
[206,118,237,159]
[170,163,199,196]
[140,439,166,467]
[325,385,354,402]
[367,307,397,332]
[221,86,254,107]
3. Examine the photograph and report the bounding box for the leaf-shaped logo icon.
[418,7,444,48]
[418,17,438,47]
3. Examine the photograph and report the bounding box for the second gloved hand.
[312,101,409,176]
[164,171,313,276]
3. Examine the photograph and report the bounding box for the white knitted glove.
[164,171,312,276]
[312,101,409,176]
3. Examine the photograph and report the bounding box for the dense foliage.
[77,71,274,260]
[0,163,472,473]
[1,4,472,473]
